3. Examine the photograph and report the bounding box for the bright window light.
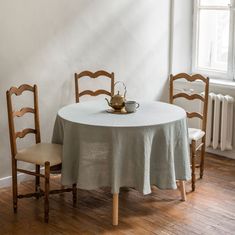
[193,0,235,80]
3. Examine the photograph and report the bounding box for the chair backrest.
[169,73,209,132]
[74,70,115,103]
[6,84,41,157]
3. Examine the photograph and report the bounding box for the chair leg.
[191,141,196,192]
[200,140,206,179]
[12,159,18,213]
[112,193,119,226]
[44,162,50,223]
[72,183,77,206]
[35,164,40,199]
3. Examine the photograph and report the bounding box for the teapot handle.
[114,81,127,98]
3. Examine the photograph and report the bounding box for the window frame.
[192,0,235,81]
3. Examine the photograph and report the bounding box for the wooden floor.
[0,153,234,235]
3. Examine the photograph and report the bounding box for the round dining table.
[52,100,191,225]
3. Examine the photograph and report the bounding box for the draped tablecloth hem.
[60,181,190,195]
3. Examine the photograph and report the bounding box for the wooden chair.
[169,73,209,191]
[6,84,77,223]
[74,70,115,103]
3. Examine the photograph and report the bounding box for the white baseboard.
[0,173,33,189]
[206,148,235,160]
[0,166,45,189]
[0,175,12,188]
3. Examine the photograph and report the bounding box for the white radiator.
[206,93,234,151]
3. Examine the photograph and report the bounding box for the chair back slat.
[6,84,41,157]
[8,84,35,96]
[13,107,35,117]
[77,70,114,79]
[171,73,208,83]
[15,128,37,139]
[187,112,203,120]
[74,70,115,103]
[79,89,111,97]
[169,73,209,132]
[173,93,205,101]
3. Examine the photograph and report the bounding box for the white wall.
[0,0,171,181]
[172,0,193,74]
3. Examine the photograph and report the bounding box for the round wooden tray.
[106,108,131,114]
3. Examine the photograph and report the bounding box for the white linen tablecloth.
[52,100,191,194]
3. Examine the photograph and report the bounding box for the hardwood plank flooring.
[0,153,234,235]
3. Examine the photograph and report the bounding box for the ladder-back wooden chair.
[169,73,209,191]
[6,84,77,223]
[74,70,115,103]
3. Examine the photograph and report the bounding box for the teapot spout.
[105,98,112,107]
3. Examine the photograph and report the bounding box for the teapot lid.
[112,91,123,98]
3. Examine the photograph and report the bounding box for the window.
[193,0,235,80]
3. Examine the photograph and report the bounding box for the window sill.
[209,78,235,89]
[191,67,235,88]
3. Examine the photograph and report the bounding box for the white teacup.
[125,101,140,113]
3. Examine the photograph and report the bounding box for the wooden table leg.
[112,193,119,226]
[179,180,186,201]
